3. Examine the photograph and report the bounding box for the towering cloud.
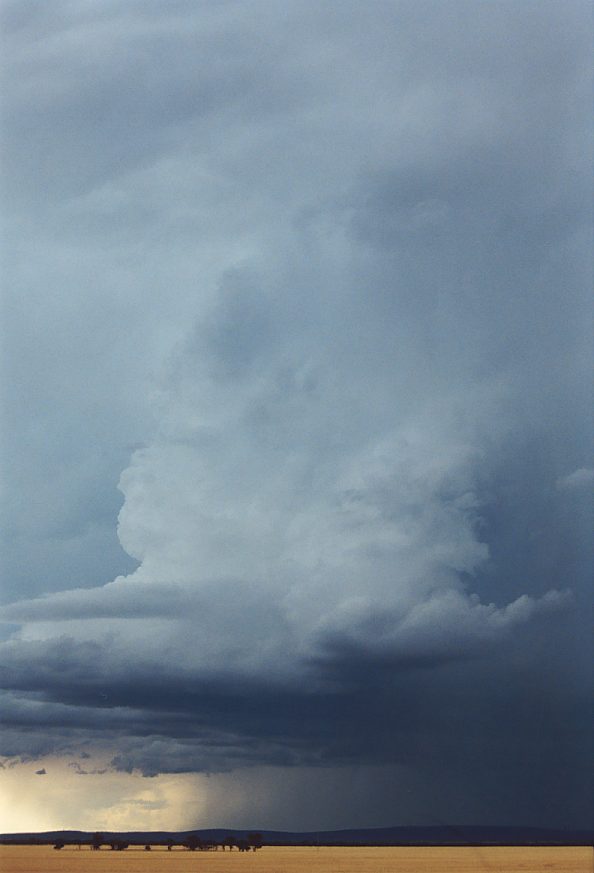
[1,0,591,830]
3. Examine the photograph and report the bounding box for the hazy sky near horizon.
[1,0,592,832]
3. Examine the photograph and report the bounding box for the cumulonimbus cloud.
[1,276,572,742]
[0,1,588,802]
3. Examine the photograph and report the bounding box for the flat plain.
[0,845,591,873]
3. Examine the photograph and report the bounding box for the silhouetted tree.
[53,840,64,850]
[144,844,151,851]
[223,835,236,851]
[167,838,175,851]
[185,834,201,851]
[110,840,128,851]
[248,832,263,850]
[91,833,104,851]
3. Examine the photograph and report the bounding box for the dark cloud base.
[1,603,591,827]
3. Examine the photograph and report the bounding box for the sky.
[0,0,592,834]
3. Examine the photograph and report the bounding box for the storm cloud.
[1,0,591,830]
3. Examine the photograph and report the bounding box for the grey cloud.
[68,762,108,775]
[197,274,275,381]
[0,626,589,827]
[0,581,189,621]
[1,0,591,831]
[0,592,575,761]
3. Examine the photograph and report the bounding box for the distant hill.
[1,825,592,846]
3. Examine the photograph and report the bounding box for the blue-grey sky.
[0,0,592,832]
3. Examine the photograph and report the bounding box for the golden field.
[0,845,591,873]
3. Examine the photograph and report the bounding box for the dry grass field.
[0,844,591,873]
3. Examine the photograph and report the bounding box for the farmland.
[0,844,591,873]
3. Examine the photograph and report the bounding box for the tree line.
[53,832,264,852]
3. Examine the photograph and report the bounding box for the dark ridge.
[1,826,592,846]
